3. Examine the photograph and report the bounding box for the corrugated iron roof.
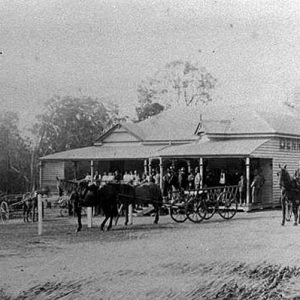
[155,138,270,157]
[40,145,164,161]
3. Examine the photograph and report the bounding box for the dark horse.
[278,165,300,226]
[60,179,163,232]
[22,192,37,222]
[22,187,50,222]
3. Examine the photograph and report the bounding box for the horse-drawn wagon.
[0,193,30,223]
[165,185,239,223]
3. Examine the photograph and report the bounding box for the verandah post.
[38,193,43,235]
[87,160,94,228]
[246,157,250,206]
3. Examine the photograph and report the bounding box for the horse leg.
[107,213,114,231]
[23,206,26,222]
[281,196,286,226]
[293,202,298,226]
[32,206,36,222]
[76,208,82,232]
[153,206,159,224]
[124,204,129,226]
[101,215,109,231]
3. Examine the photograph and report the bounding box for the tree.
[136,60,217,119]
[136,102,165,121]
[0,112,31,193]
[105,101,130,125]
[32,96,111,156]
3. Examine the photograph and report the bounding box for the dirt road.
[1,209,300,299]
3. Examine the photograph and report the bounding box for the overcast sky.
[1,0,300,131]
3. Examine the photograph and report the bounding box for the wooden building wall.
[252,137,300,206]
[41,161,65,193]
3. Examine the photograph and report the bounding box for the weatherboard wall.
[252,137,300,206]
[41,161,65,193]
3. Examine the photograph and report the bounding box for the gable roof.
[97,104,300,144]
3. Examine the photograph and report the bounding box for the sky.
[1,0,300,132]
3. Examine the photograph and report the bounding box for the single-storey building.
[40,104,300,210]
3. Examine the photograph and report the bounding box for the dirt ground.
[1,209,300,300]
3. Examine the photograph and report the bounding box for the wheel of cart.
[59,198,70,217]
[202,191,217,220]
[1,201,9,223]
[185,192,206,223]
[169,190,188,223]
[217,188,238,219]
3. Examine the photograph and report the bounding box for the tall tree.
[0,112,31,193]
[32,96,111,156]
[136,60,217,119]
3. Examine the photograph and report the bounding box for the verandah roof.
[154,138,271,158]
[40,145,164,161]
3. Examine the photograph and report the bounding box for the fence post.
[87,207,93,228]
[128,204,133,225]
[38,194,43,235]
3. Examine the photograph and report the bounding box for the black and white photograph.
[1,0,300,299]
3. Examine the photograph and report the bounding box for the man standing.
[251,169,265,204]
[194,167,202,190]
[178,167,188,190]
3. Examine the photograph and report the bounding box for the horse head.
[278,164,292,189]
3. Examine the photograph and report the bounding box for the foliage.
[105,101,130,125]
[0,112,31,193]
[32,96,111,156]
[136,102,165,121]
[136,60,217,119]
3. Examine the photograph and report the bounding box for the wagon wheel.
[59,199,69,217]
[169,192,187,223]
[218,191,238,220]
[202,195,216,220]
[1,201,9,223]
[170,206,187,223]
[285,199,292,222]
[60,208,69,217]
[186,195,206,223]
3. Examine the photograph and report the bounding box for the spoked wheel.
[170,203,187,223]
[285,199,292,222]
[203,199,216,220]
[186,196,206,223]
[59,199,69,217]
[60,208,69,217]
[218,191,238,220]
[1,201,9,223]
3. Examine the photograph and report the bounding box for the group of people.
[82,166,268,204]
[83,169,160,186]
[162,166,202,197]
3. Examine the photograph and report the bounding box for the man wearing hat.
[178,167,188,190]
